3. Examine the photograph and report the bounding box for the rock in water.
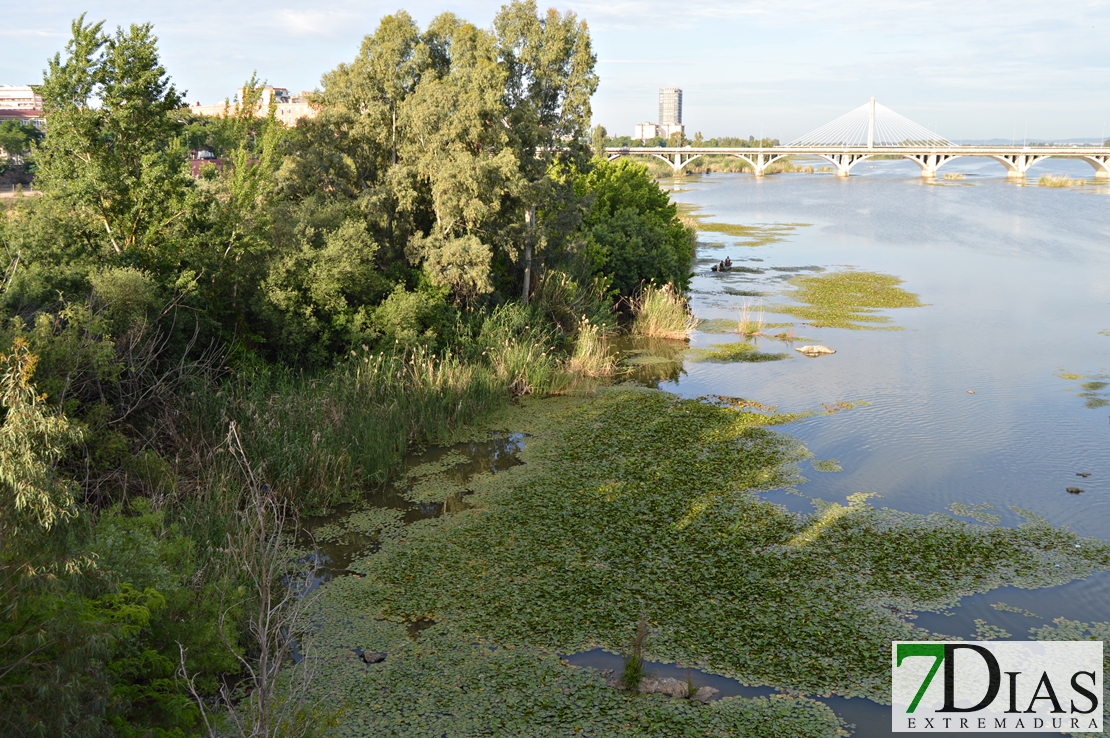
[639,677,689,698]
[692,686,720,703]
[796,345,836,357]
[1076,472,1091,478]
[1066,487,1085,495]
[360,651,386,664]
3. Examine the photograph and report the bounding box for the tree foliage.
[576,157,696,296]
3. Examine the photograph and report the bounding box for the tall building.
[659,88,682,126]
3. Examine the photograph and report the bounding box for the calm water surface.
[655,157,1110,735]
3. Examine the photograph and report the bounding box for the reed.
[737,297,765,337]
[630,283,697,340]
[621,613,650,690]
[1039,174,1085,187]
[178,341,560,515]
[567,317,617,378]
[943,172,965,180]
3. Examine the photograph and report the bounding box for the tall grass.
[176,340,561,515]
[630,283,697,340]
[737,297,764,338]
[567,317,617,378]
[621,613,650,690]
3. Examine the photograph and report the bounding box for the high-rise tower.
[659,88,682,126]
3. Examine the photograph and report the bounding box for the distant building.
[659,88,682,126]
[189,86,317,126]
[633,121,684,142]
[633,88,685,142]
[0,85,45,127]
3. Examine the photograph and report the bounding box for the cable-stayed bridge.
[605,98,1110,179]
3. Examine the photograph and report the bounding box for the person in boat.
[711,263,719,272]
[724,256,732,267]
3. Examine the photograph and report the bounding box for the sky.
[3,0,1109,142]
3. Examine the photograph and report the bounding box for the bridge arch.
[1077,154,1110,179]
[988,153,1051,179]
[902,153,962,178]
[818,153,873,177]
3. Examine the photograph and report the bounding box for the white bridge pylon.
[605,97,1110,180]
[790,97,949,148]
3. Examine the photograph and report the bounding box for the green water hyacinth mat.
[304,390,1110,735]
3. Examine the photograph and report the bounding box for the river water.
[304,157,1109,736]
[651,157,1110,735]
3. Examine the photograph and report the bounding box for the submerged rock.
[1076,472,1092,478]
[796,345,836,357]
[1066,487,1086,495]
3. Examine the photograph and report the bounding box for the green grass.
[689,342,789,363]
[775,271,924,330]
[328,389,1109,711]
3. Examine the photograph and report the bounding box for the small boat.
[711,263,731,273]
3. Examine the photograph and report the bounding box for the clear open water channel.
[306,156,1110,736]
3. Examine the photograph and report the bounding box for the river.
[653,156,1110,735]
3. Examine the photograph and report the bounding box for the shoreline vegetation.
[3,7,1107,738]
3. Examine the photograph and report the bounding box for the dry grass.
[737,298,765,338]
[1039,174,1086,187]
[630,283,697,340]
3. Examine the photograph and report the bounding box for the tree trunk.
[522,205,535,303]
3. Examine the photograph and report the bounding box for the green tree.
[0,121,42,159]
[576,157,695,296]
[493,0,598,300]
[35,15,190,259]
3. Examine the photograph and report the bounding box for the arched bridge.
[606,99,1110,180]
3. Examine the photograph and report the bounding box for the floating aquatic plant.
[775,271,924,330]
[688,342,789,363]
[341,390,1109,705]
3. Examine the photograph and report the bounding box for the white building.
[0,85,45,127]
[634,121,685,142]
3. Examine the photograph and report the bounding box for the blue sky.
[4,1,1109,141]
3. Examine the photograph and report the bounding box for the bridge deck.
[605,145,1110,178]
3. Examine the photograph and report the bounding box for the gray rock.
[639,677,689,698]
[1066,487,1085,494]
[692,686,720,703]
[360,651,386,664]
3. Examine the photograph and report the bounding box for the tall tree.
[35,15,190,260]
[493,0,597,300]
